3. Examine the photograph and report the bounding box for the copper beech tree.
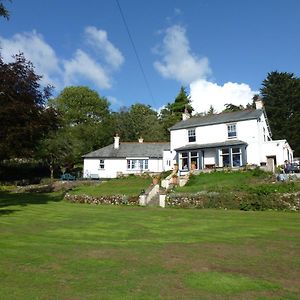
[0,53,59,161]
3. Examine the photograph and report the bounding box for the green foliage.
[49,86,114,162]
[37,130,75,179]
[222,103,245,112]
[169,86,193,114]
[261,71,300,155]
[113,103,166,142]
[0,1,10,19]
[159,86,193,139]
[173,170,300,211]
[0,160,49,183]
[206,105,216,115]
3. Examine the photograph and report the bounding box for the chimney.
[182,107,191,121]
[255,97,264,110]
[138,137,144,143]
[114,134,120,149]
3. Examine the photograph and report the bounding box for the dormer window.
[188,129,196,142]
[227,124,237,139]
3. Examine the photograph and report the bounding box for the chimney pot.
[182,108,191,121]
[255,98,264,110]
[114,134,120,149]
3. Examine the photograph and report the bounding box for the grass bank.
[0,191,299,299]
[70,175,152,196]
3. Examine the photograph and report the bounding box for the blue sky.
[1,0,300,112]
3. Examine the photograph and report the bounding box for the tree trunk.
[50,163,54,180]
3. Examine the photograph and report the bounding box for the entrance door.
[266,156,276,173]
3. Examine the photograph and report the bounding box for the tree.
[49,86,114,162]
[261,71,300,156]
[169,86,193,114]
[206,105,216,115]
[0,1,10,19]
[159,86,194,139]
[113,103,165,142]
[222,103,245,112]
[38,130,75,179]
[0,53,59,161]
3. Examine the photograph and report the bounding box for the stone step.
[147,194,159,207]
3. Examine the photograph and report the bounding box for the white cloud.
[154,24,257,113]
[0,30,61,87]
[63,49,111,89]
[0,27,124,92]
[190,80,258,113]
[84,26,124,69]
[154,25,211,84]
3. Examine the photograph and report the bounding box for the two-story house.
[83,100,293,178]
[169,100,293,172]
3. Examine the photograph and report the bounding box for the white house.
[169,100,293,173]
[82,136,172,179]
[83,100,293,178]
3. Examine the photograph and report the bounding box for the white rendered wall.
[83,157,165,178]
[170,114,289,167]
[163,150,176,171]
[170,119,261,152]
[203,149,215,166]
[261,140,293,165]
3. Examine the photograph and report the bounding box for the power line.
[115,0,156,106]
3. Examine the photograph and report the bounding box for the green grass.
[1,191,300,299]
[186,272,280,295]
[70,176,152,196]
[176,170,300,194]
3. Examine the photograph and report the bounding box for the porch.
[175,140,248,173]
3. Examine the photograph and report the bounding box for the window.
[227,124,237,138]
[220,147,242,167]
[99,159,105,169]
[232,147,242,167]
[127,159,148,170]
[188,129,196,142]
[190,151,199,169]
[221,148,230,167]
[180,152,189,169]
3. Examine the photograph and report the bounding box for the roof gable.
[169,109,264,130]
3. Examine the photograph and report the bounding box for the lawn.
[70,176,152,196]
[176,169,300,194]
[1,191,300,299]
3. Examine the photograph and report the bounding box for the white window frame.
[127,159,149,170]
[227,123,237,139]
[188,128,196,142]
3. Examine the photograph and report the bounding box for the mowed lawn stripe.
[0,192,299,299]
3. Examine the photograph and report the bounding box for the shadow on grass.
[0,208,21,216]
[0,191,64,212]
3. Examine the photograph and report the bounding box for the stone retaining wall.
[64,193,139,205]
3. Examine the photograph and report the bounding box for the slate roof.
[175,140,247,151]
[169,109,263,130]
[82,142,170,159]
